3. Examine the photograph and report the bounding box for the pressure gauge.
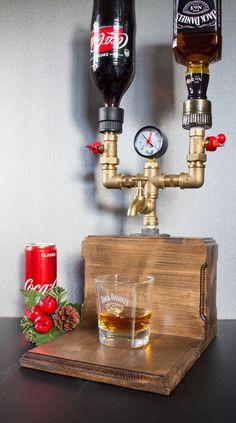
[134,126,168,159]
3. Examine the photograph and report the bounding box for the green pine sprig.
[29,327,61,346]
[20,286,81,346]
[44,286,67,307]
[20,289,43,310]
[21,316,34,333]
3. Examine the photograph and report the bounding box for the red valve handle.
[85,142,103,155]
[205,133,226,152]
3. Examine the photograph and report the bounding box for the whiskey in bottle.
[173,0,222,100]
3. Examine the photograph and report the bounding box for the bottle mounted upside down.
[173,0,222,104]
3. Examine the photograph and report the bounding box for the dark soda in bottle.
[90,0,136,108]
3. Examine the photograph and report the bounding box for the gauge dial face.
[134,126,167,158]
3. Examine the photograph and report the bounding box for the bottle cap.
[99,107,124,134]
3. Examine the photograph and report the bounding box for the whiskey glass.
[95,274,154,348]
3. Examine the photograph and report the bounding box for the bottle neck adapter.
[99,107,124,134]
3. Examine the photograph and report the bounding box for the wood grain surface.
[82,236,218,340]
[20,326,215,395]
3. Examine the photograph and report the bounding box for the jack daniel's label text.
[174,0,221,34]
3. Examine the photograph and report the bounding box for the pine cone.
[53,305,80,331]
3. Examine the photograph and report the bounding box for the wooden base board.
[20,236,218,395]
[20,326,216,395]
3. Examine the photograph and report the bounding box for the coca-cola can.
[24,244,57,294]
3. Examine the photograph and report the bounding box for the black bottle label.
[174,0,220,33]
[90,23,130,66]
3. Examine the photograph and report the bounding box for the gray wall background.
[0,0,235,317]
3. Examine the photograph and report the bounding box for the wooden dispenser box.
[20,235,217,395]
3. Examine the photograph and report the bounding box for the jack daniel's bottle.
[173,0,222,128]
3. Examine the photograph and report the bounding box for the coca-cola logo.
[91,25,128,54]
[183,1,210,15]
[24,278,57,294]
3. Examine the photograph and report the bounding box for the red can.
[24,244,57,294]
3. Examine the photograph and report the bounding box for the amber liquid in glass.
[98,307,151,334]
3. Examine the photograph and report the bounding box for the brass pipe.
[100,128,207,227]
[143,208,158,227]
[100,132,121,189]
[152,165,204,189]
[150,127,206,190]
[142,159,159,226]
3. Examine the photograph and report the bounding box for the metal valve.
[85,142,104,155]
[205,134,226,152]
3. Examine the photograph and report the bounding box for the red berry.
[39,296,58,314]
[29,305,45,321]
[34,315,53,333]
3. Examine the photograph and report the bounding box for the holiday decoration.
[39,296,58,314]
[53,305,80,331]
[21,286,81,346]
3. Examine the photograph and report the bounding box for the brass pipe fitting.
[100,132,123,189]
[100,127,207,227]
[150,127,207,190]
[142,159,159,226]
[101,164,123,189]
[127,159,159,226]
[100,132,148,189]
[143,208,158,227]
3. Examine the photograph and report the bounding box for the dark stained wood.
[19,326,215,395]
[82,236,218,340]
[19,236,218,395]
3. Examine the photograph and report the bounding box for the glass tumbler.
[95,274,154,348]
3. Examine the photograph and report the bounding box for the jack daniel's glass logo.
[176,0,217,31]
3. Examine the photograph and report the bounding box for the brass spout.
[127,182,154,217]
[127,194,146,216]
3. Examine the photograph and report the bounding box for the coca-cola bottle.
[90,0,136,133]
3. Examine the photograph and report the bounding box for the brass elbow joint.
[100,132,149,189]
[102,165,123,189]
[179,166,204,189]
[150,127,206,190]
